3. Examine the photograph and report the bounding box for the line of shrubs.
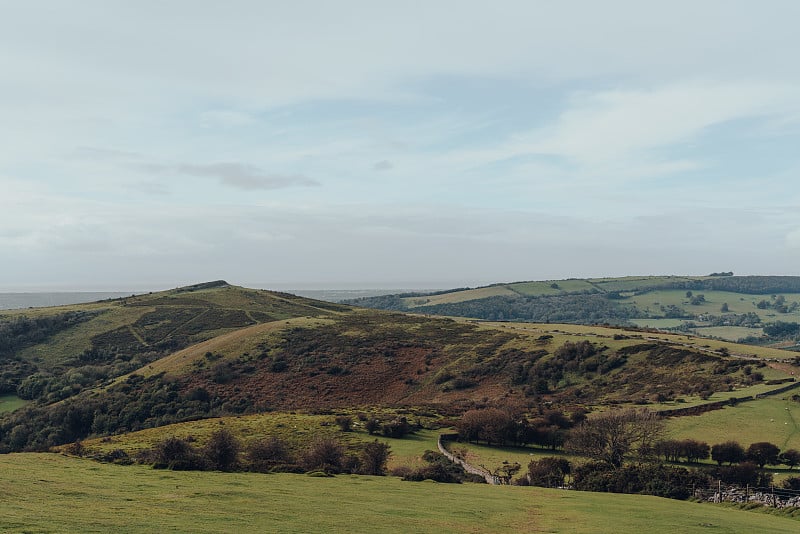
[515,456,800,499]
[653,438,800,469]
[67,429,484,484]
[68,429,392,476]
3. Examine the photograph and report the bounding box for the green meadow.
[3,453,799,533]
[0,394,28,413]
[666,397,800,450]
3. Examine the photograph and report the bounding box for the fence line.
[658,380,800,417]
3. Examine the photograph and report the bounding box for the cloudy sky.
[2,1,799,290]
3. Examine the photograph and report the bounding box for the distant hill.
[344,275,800,346]
[1,280,799,452]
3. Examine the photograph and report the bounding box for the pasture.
[0,393,27,413]
[402,285,517,308]
[4,453,799,533]
[666,397,800,451]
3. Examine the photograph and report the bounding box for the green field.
[627,289,800,319]
[402,285,517,308]
[0,394,28,413]
[3,453,799,533]
[452,440,580,472]
[691,326,765,341]
[666,397,800,450]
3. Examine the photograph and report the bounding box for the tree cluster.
[653,439,710,463]
[571,462,710,500]
[457,407,578,449]
[144,431,392,476]
[565,409,663,468]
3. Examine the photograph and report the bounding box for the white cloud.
[532,82,800,165]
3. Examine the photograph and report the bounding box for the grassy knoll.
[0,393,27,413]
[666,397,800,450]
[77,410,443,469]
[3,453,799,533]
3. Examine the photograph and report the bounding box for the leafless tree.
[565,409,663,468]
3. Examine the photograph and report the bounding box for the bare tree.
[565,409,663,468]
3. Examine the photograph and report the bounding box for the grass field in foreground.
[3,453,799,533]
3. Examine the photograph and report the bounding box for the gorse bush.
[246,436,293,472]
[300,438,347,474]
[152,437,206,471]
[203,428,240,471]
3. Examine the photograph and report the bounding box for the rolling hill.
[1,280,799,452]
[344,275,800,346]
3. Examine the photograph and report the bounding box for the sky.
[1,1,800,290]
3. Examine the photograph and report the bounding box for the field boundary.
[438,433,500,484]
[659,381,800,417]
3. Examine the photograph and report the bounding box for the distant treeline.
[356,293,641,324]
[655,276,800,295]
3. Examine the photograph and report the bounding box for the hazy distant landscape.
[0,289,408,311]
[0,292,135,310]
[348,275,800,348]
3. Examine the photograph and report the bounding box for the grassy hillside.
[4,453,799,533]
[3,282,800,531]
[346,275,800,345]
[2,281,798,455]
[0,280,347,396]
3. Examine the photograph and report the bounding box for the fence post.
[771,484,776,507]
[718,479,722,502]
[745,484,749,503]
